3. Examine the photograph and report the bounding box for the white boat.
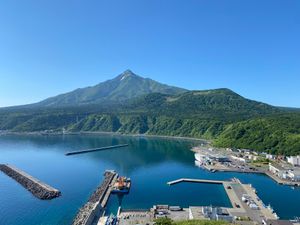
[267,204,274,213]
[194,153,206,162]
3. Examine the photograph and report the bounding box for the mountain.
[124,88,279,119]
[35,70,187,107]
[0,70,299,154]
[0,86,282,140]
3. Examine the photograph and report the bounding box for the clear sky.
[0,0,299,107]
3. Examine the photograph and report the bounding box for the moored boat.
[112,176,131,194]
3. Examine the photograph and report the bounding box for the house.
[287,155,300,166]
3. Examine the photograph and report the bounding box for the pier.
[72,170,118,225]
[167,178,225,185]
[65,144,129,156]
[0,164,61,200]
[167,177,277,223]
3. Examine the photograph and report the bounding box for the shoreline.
[0,130,211,144]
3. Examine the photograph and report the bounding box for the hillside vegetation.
[0,70,299,155]
[215,113,300,155]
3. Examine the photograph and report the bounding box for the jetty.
[167,178,225,185]
[0,164,61,200]
[65,144,129,156]
[72,170,118,225]
[167,177,277,223]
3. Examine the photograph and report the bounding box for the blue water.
[0,134,299,225]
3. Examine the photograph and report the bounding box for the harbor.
[166,177,278,223]
[1,135,300,225]
[0,164,61,200]
[99,177,279,225]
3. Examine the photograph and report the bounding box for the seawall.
[0,164,61,200]
[72,170,117,225]
[65,144,129,156]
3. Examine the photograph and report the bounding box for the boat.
[267,204,274,213]
[195,153,203,162]
[105,214,118,225]
[194,153,207,163]
[111,176,131,194]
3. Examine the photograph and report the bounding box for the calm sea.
[0,134,299,225]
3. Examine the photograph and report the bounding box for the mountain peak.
[123,69,135,75]
[118,69,138,81]
[36,70,187,107]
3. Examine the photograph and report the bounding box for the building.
[266,154,275,160]
[231,155,247,163]
[202,206,233,222]
[269,163,288,179]
[287,156,300,166]
[215,156,231,163]
[286,170,300,181]
[247,154,258,161]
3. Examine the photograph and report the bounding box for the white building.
[287,170,300,181]
[287,156,300,166]
[266,154,274,160]
[269,163,288,179]
[231,155,247,163]
[248,154,258,161]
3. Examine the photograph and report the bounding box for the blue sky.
[0,0,299,107]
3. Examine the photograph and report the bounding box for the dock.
[0,164,61,200]
[72,170,118,225]
[167,177,278,223]
[65,144,129,156]
[167,178,225,185]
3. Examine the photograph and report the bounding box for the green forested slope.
[0,88,299,155]
[215,113,300,155]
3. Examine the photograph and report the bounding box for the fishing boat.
[111,176,131,194]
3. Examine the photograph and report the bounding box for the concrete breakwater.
[65,144,129,156]
[72,170,117,225]
[167,178,225,185]
[0,164,61,200]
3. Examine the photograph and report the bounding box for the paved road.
[231,183,265,224]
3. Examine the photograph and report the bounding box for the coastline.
[0,130,211,144]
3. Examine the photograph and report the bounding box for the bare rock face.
[0,164,61,200]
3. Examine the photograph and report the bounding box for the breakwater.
[0,164,61,200]
[65,144,129,156]
[72,170,117,225]
[167,178,225,185]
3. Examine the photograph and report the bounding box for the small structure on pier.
[112,176,131,194]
